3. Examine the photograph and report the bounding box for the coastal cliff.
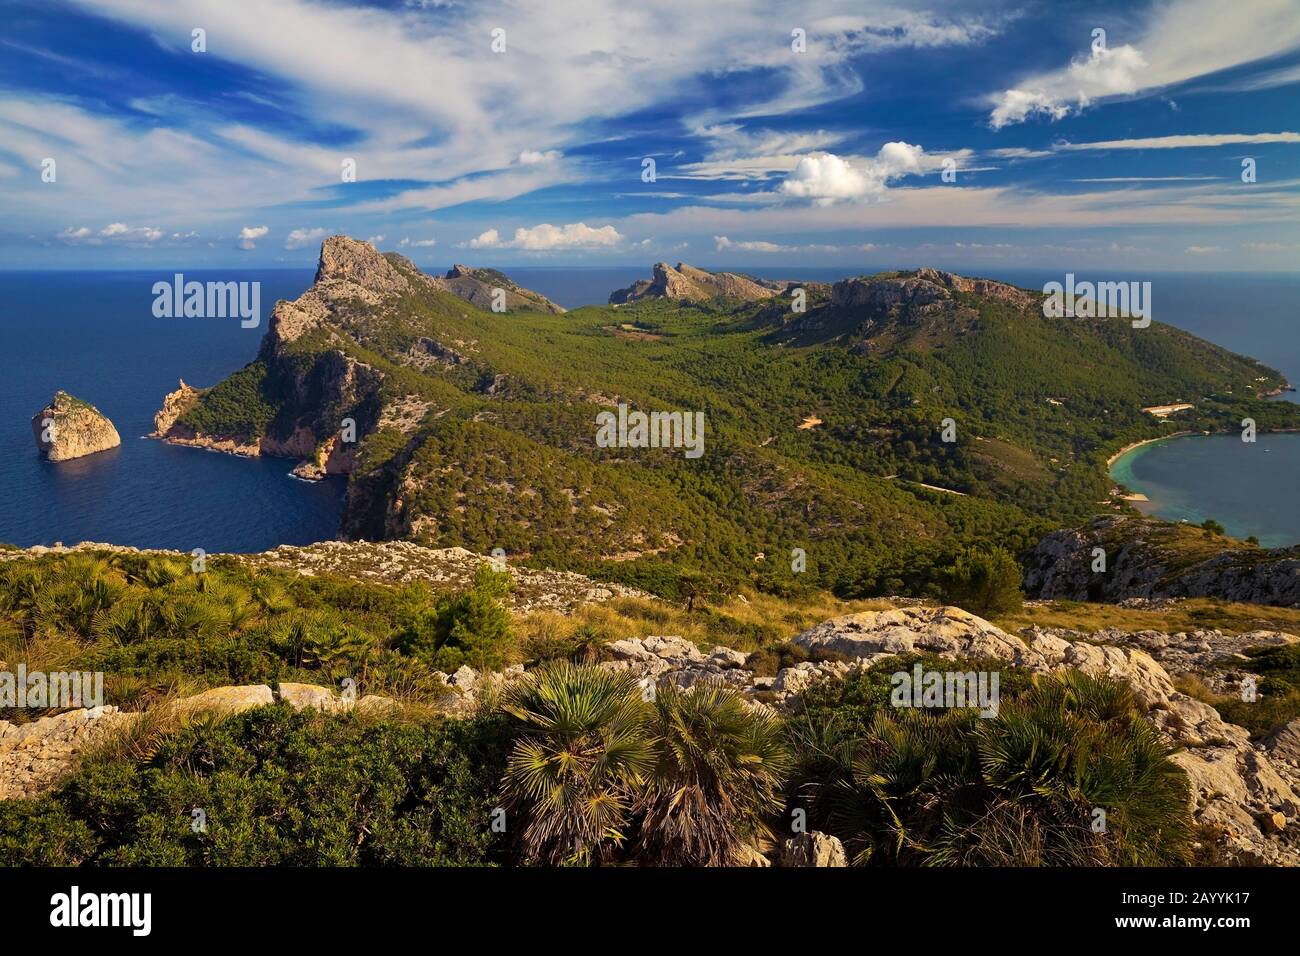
[31,391,120,461]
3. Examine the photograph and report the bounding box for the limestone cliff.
[31,391,120,461]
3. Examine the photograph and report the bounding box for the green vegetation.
[786,658,1192,865]
[0,706,510,865]
[176,361,279,438]
[178,262,1300,602]
[1209,644,1300,740]
[0,552,507,718]
[396,564,514,672]
[938,546,1024,617]
[1,658,1192,867]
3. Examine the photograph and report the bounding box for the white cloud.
[469,222,622,250]
[1061,132,1300,150]
[988,0,1300,127]
[56,0,984,220]
[285,227,330,250]
[56,223,168,245]
[1185,245,1224,254]
[714,235,789,253]
[365,234,385,245]
[517,149,561,165]
[398,237,437,248]
[990,44,1148,128]
[239,225,269,250]
[779,143,931,206]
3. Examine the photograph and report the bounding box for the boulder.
[781,831,848,867]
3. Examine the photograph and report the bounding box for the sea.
[1,267,1296,552]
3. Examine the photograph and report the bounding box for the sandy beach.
[1105,431,1196,470]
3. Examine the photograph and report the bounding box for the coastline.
[1105,431,1197,471]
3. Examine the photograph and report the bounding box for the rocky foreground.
[30,390,120,462]
[3,547,1298,865]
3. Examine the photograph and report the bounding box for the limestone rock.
[793,605,1047,670]
[164,684,274,716]
[0,706,130,800]
[151,379,203,437]
[277,682,350,713]
[31,391,120,461]
[781,831,848,867]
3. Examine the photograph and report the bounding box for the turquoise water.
[1109,433,1300,547]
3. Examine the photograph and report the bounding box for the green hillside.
[175,240,1300,599]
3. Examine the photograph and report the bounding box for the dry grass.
[992,598,1300,638]
[513,590,893,658]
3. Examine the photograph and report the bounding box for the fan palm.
[500,662,653,865]
[635,681,790,866]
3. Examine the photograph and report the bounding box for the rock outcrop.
[599,607,1300,865]
[830,268,1033,311]
[150,236,565,490]
[609,262,782,304]
[438,264,566,314]
[1025,515,1300,608]
[30,391,120,461]
[781,831,848,867]
[150,379,203,437]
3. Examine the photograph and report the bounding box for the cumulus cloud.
[468,222,622,250]
[285,227,330,250]
[239,225,269,250]
[986,0,1300,130]
[57,223,165,245]
[398,237,437,248]
[714,235,789,253]
[517,149,561,165]
[467,229,500,249]
[778,143,929,205]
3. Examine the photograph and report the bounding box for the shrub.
[396,564,514,671]
[635,682,789,865]
[0,706,510,866]
[938,546,1024,617]
[1216,644,1300,739]
[785,660,1191,866]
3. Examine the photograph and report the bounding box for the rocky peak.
[31,390,121,462]
[831,269,1034,311]
[610,261,781,304]
[314,235,411,296]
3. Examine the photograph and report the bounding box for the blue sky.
[2,0,1299,271]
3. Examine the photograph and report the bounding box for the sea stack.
[31,390,121,461]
